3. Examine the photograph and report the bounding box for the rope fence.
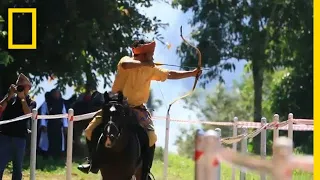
[195,129,313,180]
[0,109,314,180]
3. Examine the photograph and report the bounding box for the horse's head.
[100,91,128,148]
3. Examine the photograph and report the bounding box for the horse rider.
[78,39,202,179]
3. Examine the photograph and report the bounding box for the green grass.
[3,153,313,180]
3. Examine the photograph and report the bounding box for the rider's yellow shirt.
[112,56,169,107]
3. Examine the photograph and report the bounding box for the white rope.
[0,113,32,125]
[0,110,314,132]
[0,108,313,180]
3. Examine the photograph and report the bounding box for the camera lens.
[17,86,24,92]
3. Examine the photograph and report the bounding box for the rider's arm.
[121,59,153,70]
[151,67,197,81]
[167,70,195,80]
[151,66,169,82]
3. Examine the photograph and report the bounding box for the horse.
[89,91,149,180]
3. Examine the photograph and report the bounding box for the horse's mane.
[100,91,130,124]
[103,91,124,103]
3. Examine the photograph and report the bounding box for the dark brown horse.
[90,92,149,180]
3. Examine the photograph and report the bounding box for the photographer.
[0,73,36,180]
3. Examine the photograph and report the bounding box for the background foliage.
[171,0,313,154]
[0,0,167,96]
[0,0,313,157]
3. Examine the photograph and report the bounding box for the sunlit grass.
[3,152,313,180]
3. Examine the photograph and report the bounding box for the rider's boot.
[77,158,91,174]
[146,145,156,180]
[88,158,100,174]
[141,144,156,180]
[77,159,99,174]
[77,156,99,174]
[78,114,102,174]
[77,138,99,174]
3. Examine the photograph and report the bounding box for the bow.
[162,26,202,180]
[168,26,202,109]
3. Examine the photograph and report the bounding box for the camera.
[17,86,24,92]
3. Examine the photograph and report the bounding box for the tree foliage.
[271,68,313,154]
[171,0,312,153]
[0,0,168,96]
[174,126,197,159]
[176,68,290,157]
[268,0,313,153]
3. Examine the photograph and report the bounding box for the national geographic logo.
[8,8,37,49]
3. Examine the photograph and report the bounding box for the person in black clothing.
[0,73,36,180]
[39,89,68,159]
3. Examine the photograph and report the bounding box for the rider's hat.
[132,41,156,55]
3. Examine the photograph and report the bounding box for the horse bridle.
[100,101,127,146]
[103,116,121,140]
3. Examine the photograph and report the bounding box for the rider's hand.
[192,68,202,77]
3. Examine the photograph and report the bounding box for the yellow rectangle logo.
[8,8,37,49]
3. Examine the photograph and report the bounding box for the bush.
[154,147,164,161]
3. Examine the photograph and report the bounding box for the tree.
[271,68,313,154]
[171,0,312,153]
[174,126,197,159]
[268,0,313,154]
[176,68,288,157]
[0,0,168,96]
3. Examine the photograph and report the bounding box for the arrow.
[154,62,211,70]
